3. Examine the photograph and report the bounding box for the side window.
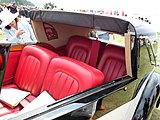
[43,23,58,41]
[97,31,110,40]
[88,30,125,46]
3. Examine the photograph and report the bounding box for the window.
[43,23,58,41]
[88,30,125,46]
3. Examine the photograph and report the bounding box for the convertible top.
[29,10,157,40]
[29,10,130,34]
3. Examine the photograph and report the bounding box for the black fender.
[132,72,160,120]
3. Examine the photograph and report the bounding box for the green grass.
[151,108,160,120]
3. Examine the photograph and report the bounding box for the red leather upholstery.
[41,57,104,100]
[0,55,2,70]
[66,35,92,64]
[3,51,21,85]
[0,102,22,117]
[0,84,36,116]
[0,45,58,116]
[14,45,58,96]
[97,44,126,83]
[0,84,22,116]
[40,42,55,51]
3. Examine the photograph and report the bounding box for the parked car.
[0,10,160,120]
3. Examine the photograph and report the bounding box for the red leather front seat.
[41,57,104,100]
[14,45,58,96]
[0,45,58,116]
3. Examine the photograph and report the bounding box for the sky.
[28,0,159,13]
[28,0,160,31]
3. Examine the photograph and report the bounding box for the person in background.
[19,7,30,18]
[7,3,18,13]
[0,9,37,44]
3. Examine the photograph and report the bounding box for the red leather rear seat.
[66,35,92,64]
[0,45,58,116]
[98,44,127,83]
[41,57,104,100]
[96,44,127,109]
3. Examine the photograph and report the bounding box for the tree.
[44,2,56,9]
[0,0,34,6]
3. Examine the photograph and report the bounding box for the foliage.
[44,2,57,9]
[0,0,34,6]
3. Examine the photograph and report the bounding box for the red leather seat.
[41,57,104,100]
[97,44,127,83]
[14,45,58,96]
[96,44,127,110]
[66,35,92,64]
[39,42,55,51]
[0,45,58,116]
[0,84,22,116]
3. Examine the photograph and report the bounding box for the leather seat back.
[66,35,92,64]
[98,44,126,83]
[41,57,104,100]
[14,45,58,96]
